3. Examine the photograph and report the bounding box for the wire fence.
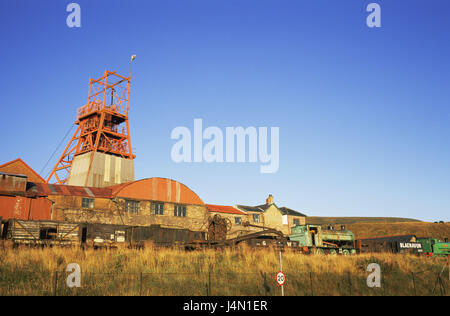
[0,267,448,296]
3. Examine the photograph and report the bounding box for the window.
[125,200,140,214]
[174,205,187,217]
[293,219,300,226]
[252,214,260,223]
[235,217,242,225]
[39,227,57,240]
[151,202,164,215]
[82,198,94,209]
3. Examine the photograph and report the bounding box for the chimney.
[266,194,274,205]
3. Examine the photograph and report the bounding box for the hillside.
[306,216,422,225]
[304,217,449,240]
[346,222,450,240]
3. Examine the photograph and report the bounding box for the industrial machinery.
[186,221,293,250]
[288,224,356,255]
[207,214,232,241]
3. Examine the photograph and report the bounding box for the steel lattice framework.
[46,70,135,185]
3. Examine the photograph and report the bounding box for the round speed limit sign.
[276,271,286,286]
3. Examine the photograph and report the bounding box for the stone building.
[0,161,209,233]
[207,195,307,237]
[236,195,306,235]
[44,177,209,232]
[0,158,306,238]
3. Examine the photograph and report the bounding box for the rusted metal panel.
[128,225,205,246]
[355,238,423,254]
[0,195,51,220]
[0,172,27,196]
[82,223,128,246]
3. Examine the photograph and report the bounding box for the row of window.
[82,198,187,217]
[83,198,300,226]
[126,200,187,217]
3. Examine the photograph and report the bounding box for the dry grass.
[0,243,448,296]
[347,222,450,240]
[306,217,422,225]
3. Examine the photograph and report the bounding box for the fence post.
[279,251,284,297]
[53,271,58,296]
[348,272,352,296]
[411,272,417,296]
[208,265,212,296]
[139,272,143,296]
[447,255,450,290]
[309,272,314,296]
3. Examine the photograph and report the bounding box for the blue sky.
[0,0,449,221]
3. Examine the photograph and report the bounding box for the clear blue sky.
[0,1,449,221]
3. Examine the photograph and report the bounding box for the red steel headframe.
[46,70,135,185]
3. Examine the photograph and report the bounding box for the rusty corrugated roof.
[206,204,246,215]
[109,177,205,205]
[25,182,112,198]
[21,177,205,204]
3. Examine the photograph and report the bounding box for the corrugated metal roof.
[109,177,205,205]
[25,182,112,198]
[206,204,246,215]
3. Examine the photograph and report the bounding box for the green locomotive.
[416,237,450,257]
[289,224,356,255]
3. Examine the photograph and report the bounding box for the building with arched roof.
[0,158,306,238]
[42,177,209,231]
[0,165,210,232]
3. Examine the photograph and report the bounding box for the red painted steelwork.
[46,70,135,185]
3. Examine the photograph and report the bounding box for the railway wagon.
[355,235,423,254]
[2,219,82,246]
[1,219,130,248]
[0,219,207,248]
[126,225,206,248]
[81,223,128,248]
[288,224,356,255]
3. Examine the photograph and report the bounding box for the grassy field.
[0,244,448,296]
[306,217,450,241]
[348,222,450,240]
[306,216,422,225]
